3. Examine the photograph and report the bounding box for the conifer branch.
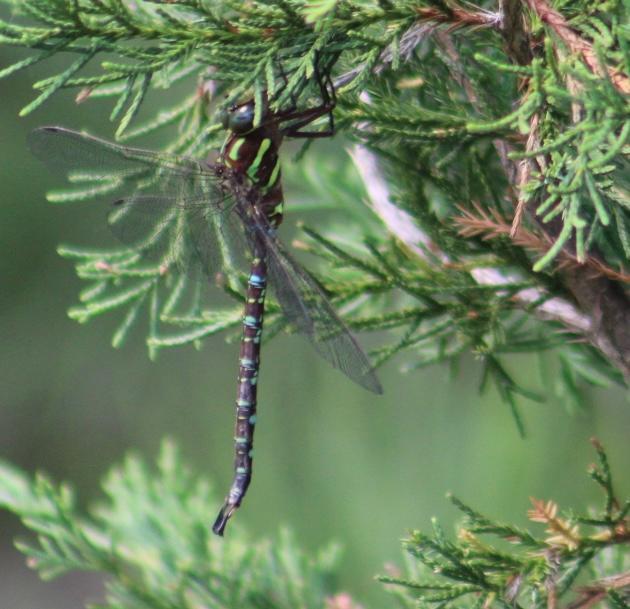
[0,441,346,609]
[381,441,630,609]
[566,572,630,609]
[348,143,627,384]
[488,0,630,381]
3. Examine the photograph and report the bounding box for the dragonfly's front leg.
[213,247,267,535]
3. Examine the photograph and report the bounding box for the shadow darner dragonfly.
[29,89,382,535]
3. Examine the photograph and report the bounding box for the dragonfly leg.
[213,253,267,536]
[276,52,337,139]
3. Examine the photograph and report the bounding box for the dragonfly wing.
[29,126,211,193]
[106,194,239,277]
[30,126,247,279]
[104,161,247,274]
[259,224,382,394]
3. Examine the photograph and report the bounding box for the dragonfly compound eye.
[227,102,256,134]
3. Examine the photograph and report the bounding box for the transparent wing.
[105,193,248,278]
[257,220,383,394]
[29,126,212,190]
[29,126,248,277]
[30,126,382,392]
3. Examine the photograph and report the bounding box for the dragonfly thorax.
[220,101,284,228]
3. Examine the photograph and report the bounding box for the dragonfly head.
[220,101,257,135]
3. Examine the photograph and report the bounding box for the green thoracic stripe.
[247,138,272,180]
[268,158,281,187]
[228,137,244,162]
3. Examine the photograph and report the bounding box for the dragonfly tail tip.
[212,501,237,536]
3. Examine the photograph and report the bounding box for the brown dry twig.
[528,498,581,550]
[416,5,501,31]
[512,111,546,237]
[523,0,630,94]
[455,203,630,284]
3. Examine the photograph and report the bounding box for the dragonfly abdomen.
[213,251,267,536]
[214,107,287,535]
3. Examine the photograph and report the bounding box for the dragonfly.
[29,85,382,536]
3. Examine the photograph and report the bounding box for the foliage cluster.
[0,441,343,609]
[0,440,628,609]
[383,439,630,609]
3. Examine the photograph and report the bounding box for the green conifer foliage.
[0,1,628,607]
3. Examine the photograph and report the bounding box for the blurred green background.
[1,44,629,609]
